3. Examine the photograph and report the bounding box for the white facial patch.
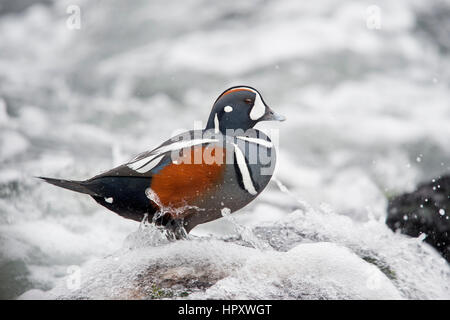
[222,87,265,121]
[224,105,233,112]
[249,92,266,120]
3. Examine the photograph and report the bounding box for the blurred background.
[0,0,449,299]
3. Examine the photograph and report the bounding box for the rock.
[40,237,256,300]
[194,242,403,300]
[387,175,450,262]
[21,208,450,300]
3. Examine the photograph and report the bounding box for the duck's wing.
[90,130,220,179]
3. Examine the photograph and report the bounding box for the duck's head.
[206,86,285,133]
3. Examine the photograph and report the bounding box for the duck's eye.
[244,98,253,105]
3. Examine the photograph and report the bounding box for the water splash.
[272,177,313,212]
[139,213,148,230]
[144,187,206,240]
[123,223,171,250]
[221,207,271,251]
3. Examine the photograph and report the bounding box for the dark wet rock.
[387,175,450,262]
[130,264,228,299]
[46,238,255,300]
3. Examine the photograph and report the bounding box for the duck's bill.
[260,107,286,122]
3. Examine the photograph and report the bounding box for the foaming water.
[20,187,449,299]
[1,0,450,299]
[221,207,271,251]
[123,223,171,250]
[144,187,203,239]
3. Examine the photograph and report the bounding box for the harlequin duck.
[40,86,285,237]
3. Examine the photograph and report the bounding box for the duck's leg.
[138,213,149,230]
[164,219,188,240]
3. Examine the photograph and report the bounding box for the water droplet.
[104,197,113,204]
[418,233,427,241]
[221,207,231,217]
[439,209,445,216]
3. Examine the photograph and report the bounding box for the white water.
[1,0,449,299]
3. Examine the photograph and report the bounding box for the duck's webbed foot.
[164,219,188,240]
[152,211,188,240]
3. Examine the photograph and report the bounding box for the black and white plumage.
[40,86,285,236]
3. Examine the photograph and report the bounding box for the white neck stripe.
[214,113,219,134]
[233,143,257,195]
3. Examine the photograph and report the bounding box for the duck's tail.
[37,177,98,196]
